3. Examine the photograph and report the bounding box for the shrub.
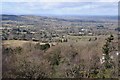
[40,43,50,50]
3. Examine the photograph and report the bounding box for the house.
[30,31,36,34]
[88,33,93,36]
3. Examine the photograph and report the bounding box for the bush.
[3,47,13,54]
[14,47,23,54]
[40,43,50,50]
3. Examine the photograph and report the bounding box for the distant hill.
[1,14,117,28]
[2,14,117,22]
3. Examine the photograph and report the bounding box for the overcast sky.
[1,1,118,16]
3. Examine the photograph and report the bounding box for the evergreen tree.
[101,34,115,78]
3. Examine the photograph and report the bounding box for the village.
[1,23,116,42]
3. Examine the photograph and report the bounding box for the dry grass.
[2,40,38,48]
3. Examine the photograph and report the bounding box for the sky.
[1,0,119,16]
